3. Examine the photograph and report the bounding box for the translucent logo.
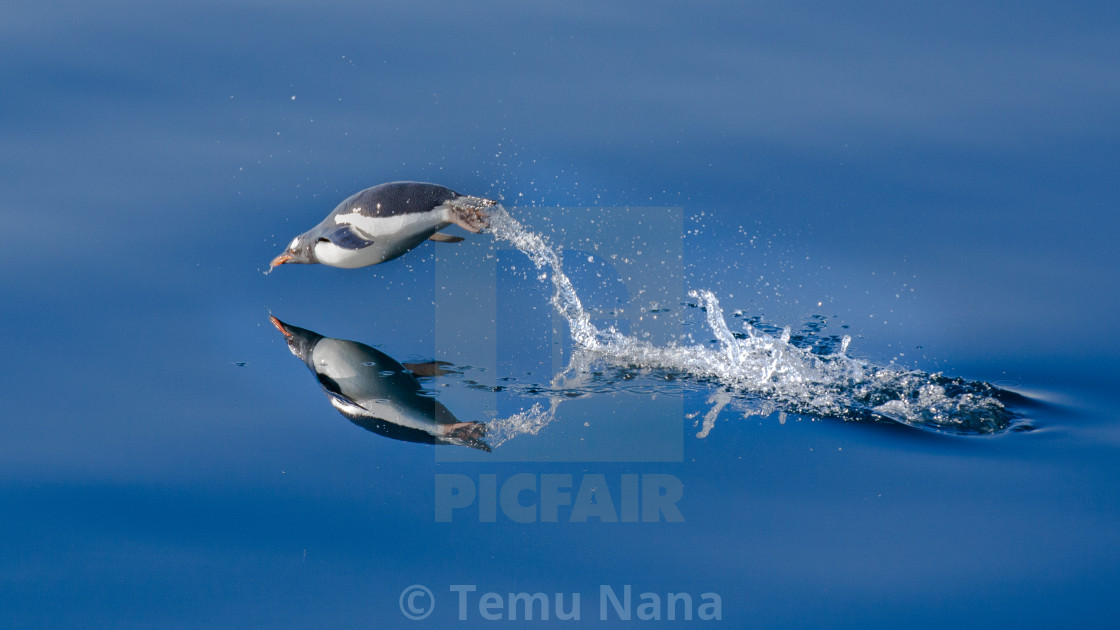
[399,584,434,620]
[434,206,684,463]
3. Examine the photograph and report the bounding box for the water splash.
[485,400,561,447]
[484,205,1028,441]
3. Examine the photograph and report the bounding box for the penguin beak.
[269,316,292,337]
[270,253,294,267]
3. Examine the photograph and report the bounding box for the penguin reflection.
[271,316,490,451]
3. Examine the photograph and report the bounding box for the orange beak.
[269,316,291,337]
[270,253,294,267]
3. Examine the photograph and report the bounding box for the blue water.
[3,2,1119,628]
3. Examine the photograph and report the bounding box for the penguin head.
[270,233,318,267]
[269,316,323,365]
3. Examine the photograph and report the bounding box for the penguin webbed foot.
[444,421,492,452]
[428,232,465,243]
[403,361,458,378]
[448,196,493,233]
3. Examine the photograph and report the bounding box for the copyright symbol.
[399,584,434,620]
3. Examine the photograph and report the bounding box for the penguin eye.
[317,237,330,243]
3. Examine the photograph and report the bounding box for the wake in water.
[481,205,1030,444]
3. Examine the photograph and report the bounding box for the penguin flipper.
[317,374,368,412]
[428,232,464,243]
[319,225,376,249]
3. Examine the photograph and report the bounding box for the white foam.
[484,205,1023,440]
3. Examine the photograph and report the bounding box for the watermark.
[399,584,721,621]
[434,206,684,463]
[434,472,684,523]
[398,584,434,620]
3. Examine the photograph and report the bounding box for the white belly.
[314,206,452,268]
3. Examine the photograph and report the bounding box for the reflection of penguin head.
[269,316,323,365]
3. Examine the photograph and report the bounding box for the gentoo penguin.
[269,181,494,269]
[270,316,490,451]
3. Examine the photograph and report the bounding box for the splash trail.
[482,205,1028,444]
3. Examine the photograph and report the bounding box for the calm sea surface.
[3,2,1118,628]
